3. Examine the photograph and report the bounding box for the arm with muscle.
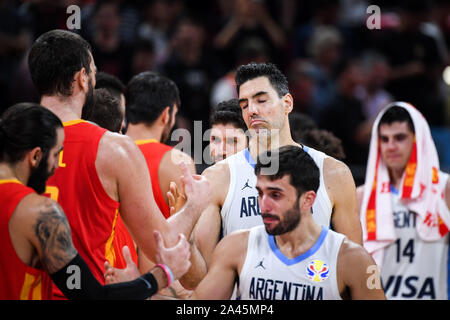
[324,157,363,245]
[159,148,196,209]
[338,239,386,300]
[96,133,209,262]
[16,195,170,299]
[190,230,248,300]
[178,162,230,288]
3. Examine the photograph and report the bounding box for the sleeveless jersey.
[135,139,173,219]
[220,146,333,237]
[0,180,53,300]
[237,225,344,300]
[45,120,136,299]
[380,172,449,300]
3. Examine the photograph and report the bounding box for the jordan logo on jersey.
[241,179,252,190]
[255,258,266,270]
[307,260,330,282]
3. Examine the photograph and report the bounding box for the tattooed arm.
[11,194,180,299]
[31,198,77,274]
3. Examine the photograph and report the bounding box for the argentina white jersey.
[380,172,450,300]
[221,149,262,237]
[237,225,344,300]
[220,146,333,237]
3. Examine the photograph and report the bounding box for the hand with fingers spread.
[167,181,186,216]
[154,230,191,282]
[179,161,211,215]
[104,246,140,284]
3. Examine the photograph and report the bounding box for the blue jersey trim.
[244,148,256,169]
[303,145,309,153]
[390,184,399,195]
[268,226,328,266]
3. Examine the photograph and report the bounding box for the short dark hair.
[289,112,318,143]
[235,62,289,98]
[83,88,123,132]
[378,105,415,133]
[28,29,92,97]
[210,99,247,132]
[95,72,125,101]
[255,145,320,197]
[301,129,346,161]
[0,103,63,163]
[126,72,180,126]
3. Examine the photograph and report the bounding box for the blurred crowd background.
[1,0,450,183]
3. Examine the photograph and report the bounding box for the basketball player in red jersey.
[124,71,196,298]
[0,103,192,300]
[28,30,210,299]
[125,71,196,219]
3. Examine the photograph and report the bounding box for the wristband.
[156,263,174,287]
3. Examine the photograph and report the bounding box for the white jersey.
[237,225,344,300]
[220,147,332,237]
[380,172,449,300]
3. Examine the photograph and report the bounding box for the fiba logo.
[306,260,330,283]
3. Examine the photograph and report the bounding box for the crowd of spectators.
[1,0,449,180]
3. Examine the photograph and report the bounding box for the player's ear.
[74,67,89,92]
[300,190,316,212]
[161,106,171,125]
[28,147,43,169]
[282,93,293,114]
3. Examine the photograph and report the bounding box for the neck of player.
[0,162,29,186]
[274,212,322,260]
[40,95,83,123]
[125,123,163,143]
[248,123,298,160]
[388,166,406,191]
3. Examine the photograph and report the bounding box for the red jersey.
[45,120,137,299]
[135,140,173,219]
[0,179,53,300]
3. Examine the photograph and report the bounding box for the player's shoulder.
[15,193,64,223]
[338,237,371,265]
[216,229,250,252]
[202,159,231,182]
[98,131,141,160]
[165,147,195,167]
[323,156,351,177]
[323,156,355,190]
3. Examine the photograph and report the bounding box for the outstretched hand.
[153,230,191,281]
[167,181,186,216]
[179,161,210,215]
[104,246,140,284]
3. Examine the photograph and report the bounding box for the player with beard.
[0,103,192,300]
[28,30,210,300]
[178,62,361,290]
[124,71,196,298]
[105,146,386,300]
[125,71,195,219]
